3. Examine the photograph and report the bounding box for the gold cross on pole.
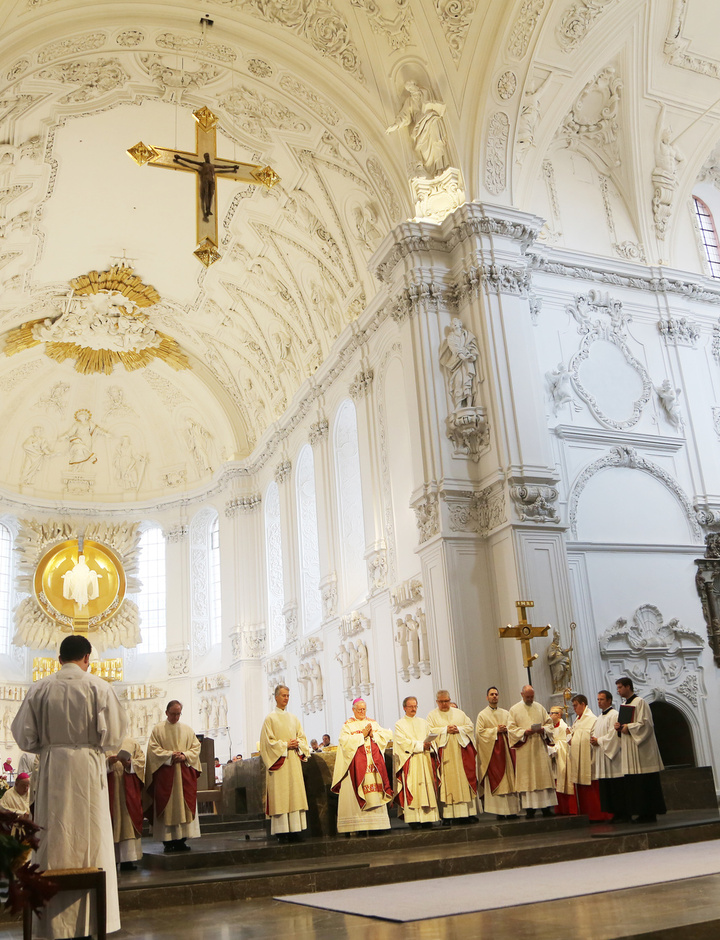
[498,600,551,681]
[127,106,280,267]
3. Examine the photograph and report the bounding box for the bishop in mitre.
[394,696,440,829]
[107,736,146,870]
[0,772,31,817]
[146,700,201,853]
[259,684,310,840]
[332,697,393,833]
[475,686,520,818]
[507,685,558,817]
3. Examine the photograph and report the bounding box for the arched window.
[136,525,166,655]
[334,399,366,604]
[190,508,222,656]
[265,481,285,651]
[693,196,720,278]
[0,524,12,656]
[209,515,222,647]
[296,445,322,634]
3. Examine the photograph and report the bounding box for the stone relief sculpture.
[218,695,228,727]
[335,643,352,695]
[141,53,220,102]
[386,80,448,176]
[395,616,410,680]
[655,379,682,428]
[34,381,70,414]
[546,363,581,415]
[63,409,107,467]
[113,436,146,490]
[515,76,549,165]
[439,317,488,461]
[185,419,213,472]
[21,427,54,484]
[199,698,209,731]
[33,290,161,354]
[652,107,684,240]
[352,203,383,251]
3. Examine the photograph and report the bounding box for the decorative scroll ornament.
[4,265,189,375]
[411,167,465,222]
[510,484,560,523]
[13,519,142,652]
[435,0,476,60]
[565,290,652,431]
[557,67,622,171]
[651,107,684,241]
[658,316,700,347]
[557,0,619,53]
[600,605,705,697]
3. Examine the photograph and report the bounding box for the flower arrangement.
[0,777,10,797]
[0,808,57,915]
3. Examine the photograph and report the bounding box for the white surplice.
[259,706,310,834]
[426,706,478,818]
[592,708,622,779]
[12,662,126,939]
[394,715,440,824]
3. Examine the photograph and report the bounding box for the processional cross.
[498,600,551,685]
[127,106,280,267]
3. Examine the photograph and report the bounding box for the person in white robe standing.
[614,677,666,823]
[507,685,557,817]
[547,705,576,815]
[107,736,146,870]
[475,687,520,819]
[394,696,439,829]
[426,690,478,824]
[590,689,625,818]
[332,698,393,834]
[11,634,126,940]
[568,694,611,821]
[259,684,310,841]
[146,700,202,853]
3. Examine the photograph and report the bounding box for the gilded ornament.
[127,141,159,166]
[3,265,188,374]
[194,237,222,267]
[34,538,126,633]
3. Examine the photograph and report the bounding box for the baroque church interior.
[2,0,720,935]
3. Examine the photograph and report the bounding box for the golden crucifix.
[127,106,280,267]
[498,600,551,683]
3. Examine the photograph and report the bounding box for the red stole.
[149,763,200,821]
[332,738,392,809]
[108,769,145,835]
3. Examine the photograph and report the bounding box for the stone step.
[114,810,720,912]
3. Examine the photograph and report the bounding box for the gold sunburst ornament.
[34,538,126,633]
[4,264,190,375]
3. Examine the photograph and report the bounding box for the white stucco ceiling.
[0,0,718,506]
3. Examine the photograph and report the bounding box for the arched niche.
[649,700,696,768]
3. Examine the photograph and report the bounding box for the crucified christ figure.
[173,152,240,221]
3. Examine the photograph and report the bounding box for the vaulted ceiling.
[0,0,717,505]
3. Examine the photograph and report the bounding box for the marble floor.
[3,872,720,940]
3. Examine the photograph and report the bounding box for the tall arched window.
[190,508,222,656]
[0,524,13,656]
[209,515,222,647]
[265,481,286,651]
[693,196,720,278]
[334,399,366,604]
[136,525,167,655]
[296,445,322,634]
